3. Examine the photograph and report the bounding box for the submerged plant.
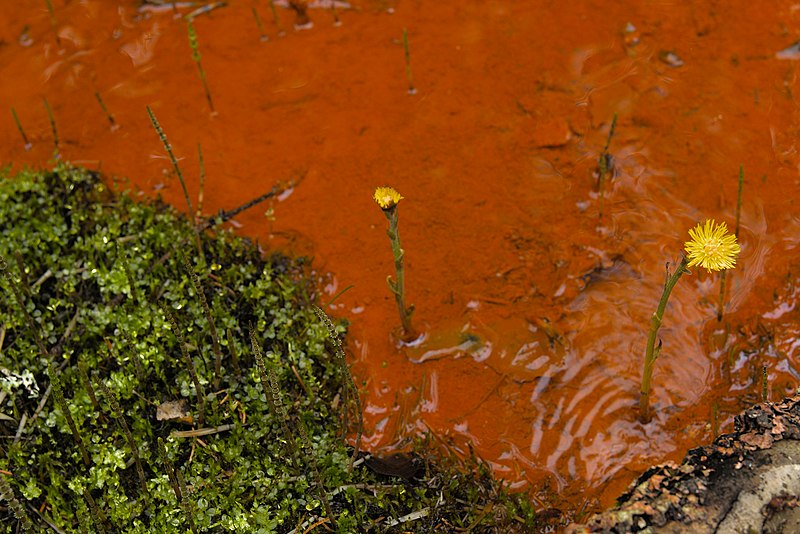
[596,112,617,220]
[43,97,59,156]
[639,219,741,422]
[266,0,285,36]
[44,0,61,48]
[250,7,268,41]
[374,186,416,340]
[94,91,118,130]
[402,28,416,95]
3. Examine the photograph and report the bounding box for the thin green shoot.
[403,28,416,95]
[48,363,91,466]
[162,305,206,426]
[331,2,341,26]
[196,143,206,221]
[94,91,118,130]
[10,108,31,150]
[187,20,216,114]
[96,376,150,506]
[251,7,268,41]
[267,0,285,36]
[639,257,689,423]
[43,97,59,156]
[324,284,354,307]
[146,106,195,217]
[44,0,61,48]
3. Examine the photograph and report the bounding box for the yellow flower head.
[373,186,403,210]
[684,219,741,272]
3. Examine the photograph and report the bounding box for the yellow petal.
[684,219,741,273]
[373,186,403,210]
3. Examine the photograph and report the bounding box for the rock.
[568,395,800,533]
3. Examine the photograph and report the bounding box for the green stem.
[10,107,31,150]
[43,97,59,155]
[267,0,284,35]
[187,21,215,114]
[94,91,117,129]
[640,256,689,423]
[383,207,415,338]
[146,106,194,218]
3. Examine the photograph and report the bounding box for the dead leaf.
[156,399,192,423]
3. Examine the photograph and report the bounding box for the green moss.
[0,164,539,532]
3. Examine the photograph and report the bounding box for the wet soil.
[1,0,800,517]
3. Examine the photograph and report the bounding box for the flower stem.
[640,256,689,423]
[383,206,415,339]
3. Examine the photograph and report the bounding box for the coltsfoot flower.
[373,186,403,210]
[684,219,741,272]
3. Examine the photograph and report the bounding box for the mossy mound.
[0,165,538,532]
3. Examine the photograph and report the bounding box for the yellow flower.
[684,219,741,272]
[373,186,403,210]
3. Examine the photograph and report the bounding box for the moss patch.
[0,164,538,532]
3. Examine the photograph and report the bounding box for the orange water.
[2,0,800,516]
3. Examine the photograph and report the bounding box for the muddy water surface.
[2,0,800,517]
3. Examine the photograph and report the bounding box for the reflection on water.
[1,0,800,515]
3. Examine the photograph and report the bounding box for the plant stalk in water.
[44,0,61,48]
[639,257,689,423]
[266,0,285,35]
[187,20,216,114]
[10,107,31,150]
[597,113,617,220]
[716,165,744,321]
[43,97,59,156]
[374,186,416,339]
[639,219,740,423]
[403,28,416,94]
[251,7,268,41]
[94,91,118,130]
